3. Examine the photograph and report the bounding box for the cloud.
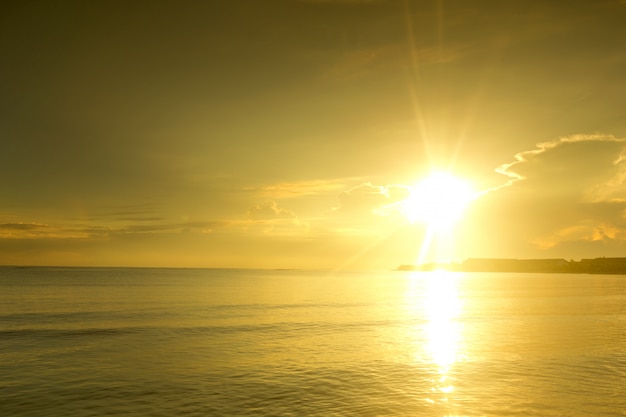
[0,222,49,239]
[334,182,409,216]
[246,181,412,238]
[532,221,626,250]
[115,221,227,235]
[494,134,626,192]
[246,201,308,235]
[0,218,229,241]
[318,183,412,239]
[0,222,90,239]
[483,134,626,251]
[254,178,359,198]
[247,181,411,238]
[0,222,45,230]
[248,201,296,221]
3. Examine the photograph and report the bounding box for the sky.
[3,0,626,269]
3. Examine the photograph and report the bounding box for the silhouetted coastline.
[397,257,626,274]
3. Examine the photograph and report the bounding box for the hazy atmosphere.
[3,0,626,268]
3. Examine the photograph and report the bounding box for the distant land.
[397,257,626,274]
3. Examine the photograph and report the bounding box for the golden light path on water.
[406,270,464,414]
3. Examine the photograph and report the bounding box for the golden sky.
[3,0,626,269]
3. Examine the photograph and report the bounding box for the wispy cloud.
[253,178,365,198]
[0,222,46,231]
[532,221,626,250]
[483,134,626,251]
[114,221,228,235]
[248,201,296,221]
[490,134,626,193]
[0,219,229,240]
[0,222,91,239]
[246,201,308,236]
[332,182,409,216]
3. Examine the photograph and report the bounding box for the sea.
[1,267,626,417]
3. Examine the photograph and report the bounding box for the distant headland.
[397,257,626,274]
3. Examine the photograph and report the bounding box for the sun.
[402,171,474,230]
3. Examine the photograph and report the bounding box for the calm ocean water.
[1,267,626,416]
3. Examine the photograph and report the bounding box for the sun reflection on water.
[407,270,464,414]
[424,270,462,372]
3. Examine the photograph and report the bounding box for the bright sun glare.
[403,171,474,230]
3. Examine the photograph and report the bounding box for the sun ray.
[402,171,475,264]
[403,172,474,228]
